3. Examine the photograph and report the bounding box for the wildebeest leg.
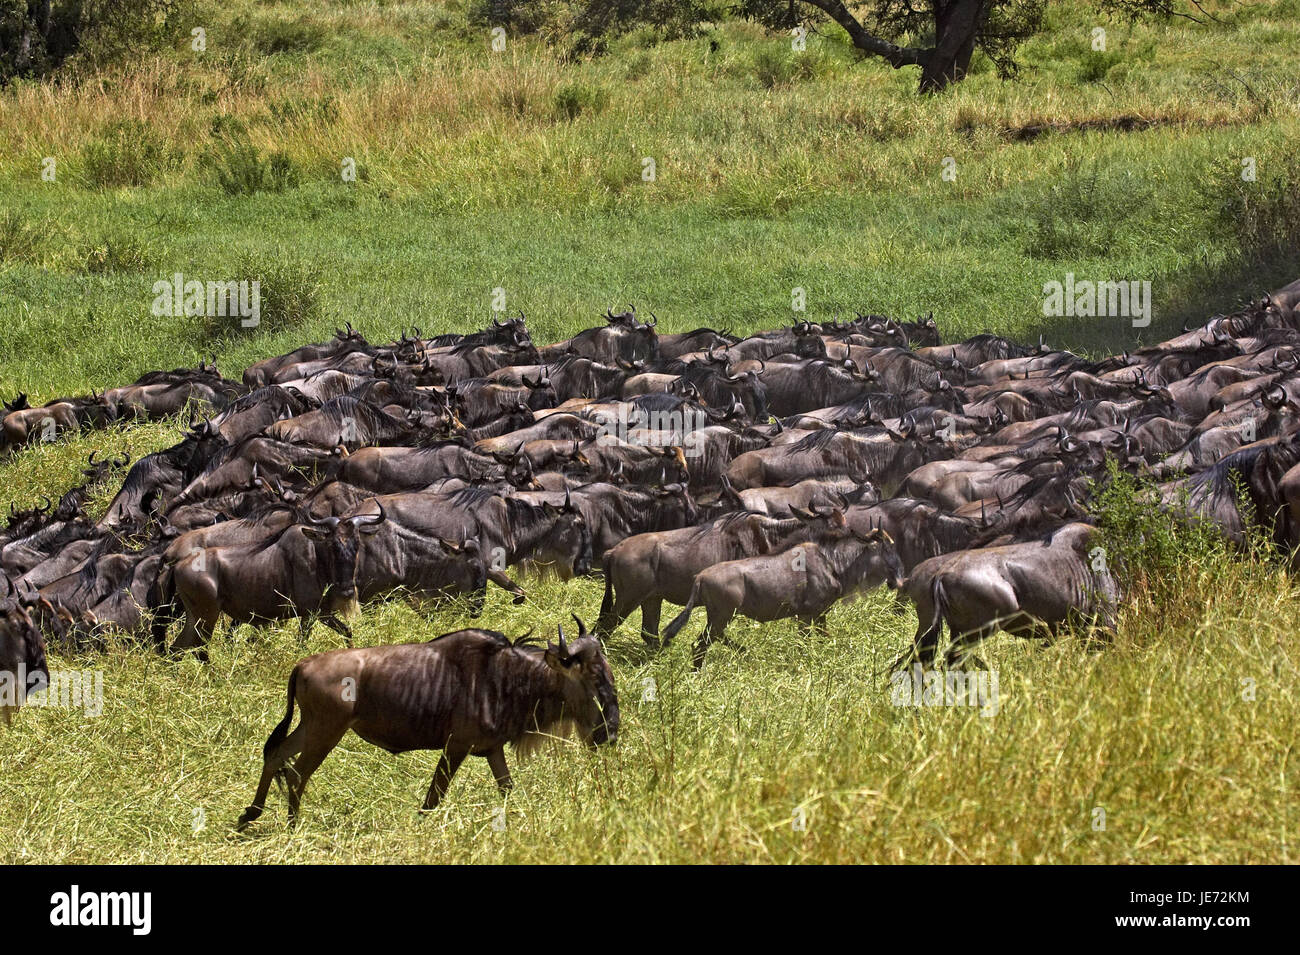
[692,603,736,669]
[237,725,304,830]
[640,598,662,648]
[944,626,995,670]
[485,746,513,794]
[888,616,942,674]
[172,611,214,663]
[320,614,354,647]
[285,722,348,828]
[815,613,830,640]
[595,570,642,640]
[422,747,468,811]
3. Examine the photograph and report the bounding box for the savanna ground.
[1,0,1298,863]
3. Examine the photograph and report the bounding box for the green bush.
[752,47,794,89]
[205,140,300,196]
[75,233,158,274]
[253,18,327,55]
[80,121,169,189]
[0,209,46,265]
[1193,151,1300,266]
[201,252,323,341]
[1077,49,1122,84]
[1014,163,1156,260]
[0,0,187,84]
[552,81,609,120]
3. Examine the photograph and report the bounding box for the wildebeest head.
[300,504,387,612]
[540,492,593,578]
[0,577,49,726]
[545,614,619,746]
[520,373,559,410]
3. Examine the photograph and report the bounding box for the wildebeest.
[236,616,617,828]
[895,522,1119,671]
[596,510,835,645]
[0,577,49,725]
[165,506,388,656]
[661,522,903,666]
[539,308,659,366]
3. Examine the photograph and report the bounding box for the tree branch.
[799,0,931,68]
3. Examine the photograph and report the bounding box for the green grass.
[1,0,1299,863]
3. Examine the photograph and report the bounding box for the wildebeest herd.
[4,276,1300,824]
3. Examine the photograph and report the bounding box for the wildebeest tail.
[264,665,300,759]
[596,553,615,631]
[147,562,177,648]
[660,580,700,643]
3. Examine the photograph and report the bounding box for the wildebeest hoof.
[235,806,260,830]
[511,594,526,605]
[641,636,662,650]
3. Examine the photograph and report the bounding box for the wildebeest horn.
[555,624,569,657]
[352,501,386,527]
[88,450,100,466]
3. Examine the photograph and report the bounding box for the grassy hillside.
[1,1,1299,863]
[2,0,1298,400]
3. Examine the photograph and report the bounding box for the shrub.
[253,18,327,55]
[200,252,323,341]
[752,47,794,89]
[1077,50,1122,84]
[1193,151,1300,266]
[76,233,157,274]
[1015,163,1154,259]
[552,81,609,120]
[81,121,169,189]
[205,140,300,196]
[0,209,45,265]
[0,0,187,84]
[1086,459,1268,641]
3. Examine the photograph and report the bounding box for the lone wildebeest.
[237,616,618,829]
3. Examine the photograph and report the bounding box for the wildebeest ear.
[300,525,330,540]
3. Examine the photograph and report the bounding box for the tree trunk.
[918,0,988,93]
